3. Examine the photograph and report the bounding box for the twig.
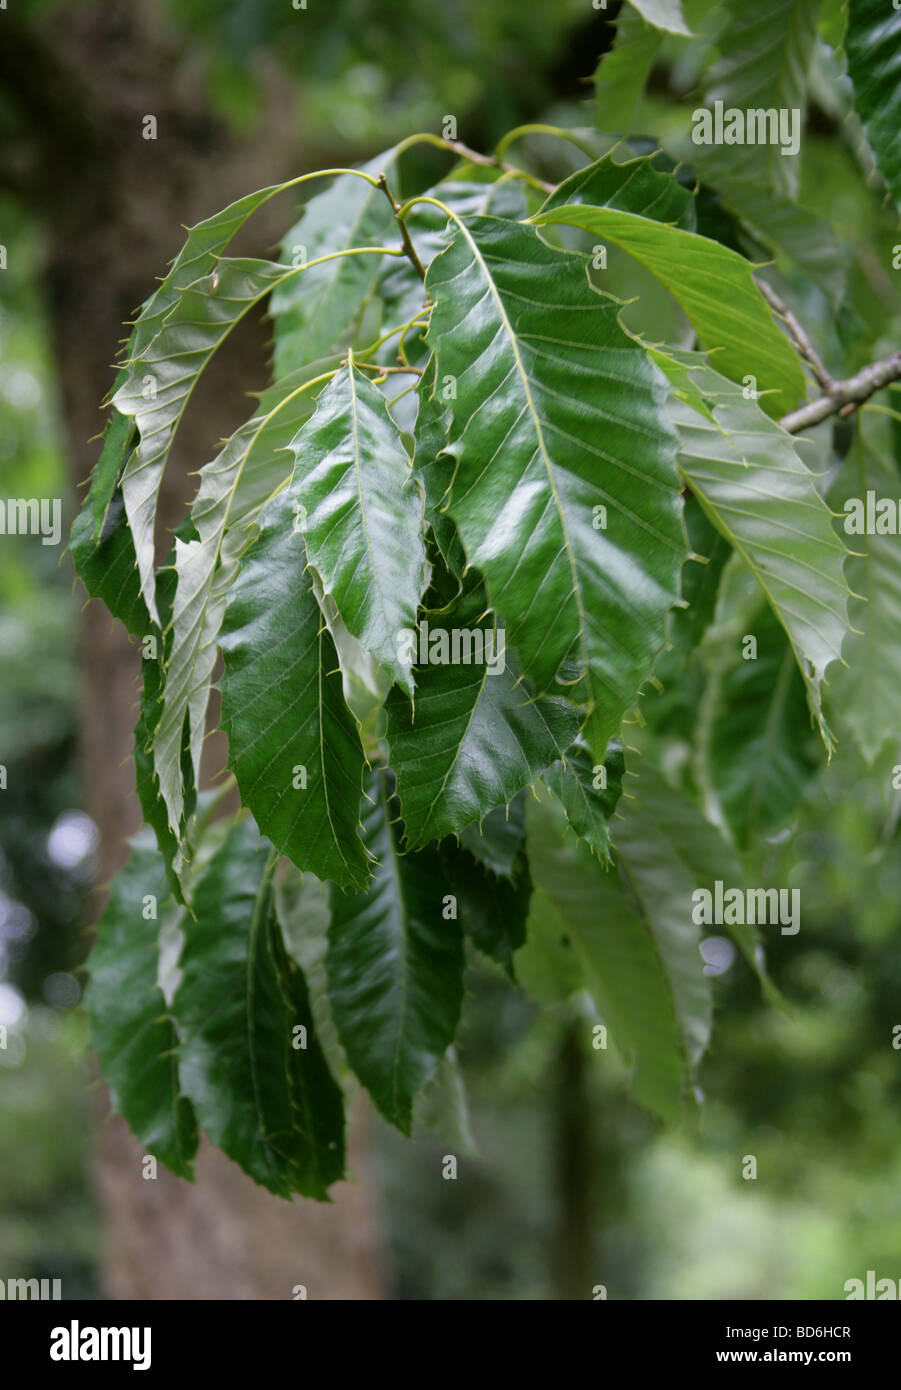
[353,362,422,376]
[440,138,555,194]
[376,172,427,283]
[756,279,835,393]
[781,352,901,433]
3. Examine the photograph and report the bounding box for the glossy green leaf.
[155,362,334,839]
[134,544,196,898]
[704,605,821,846]
[173,817,344,1198]
[543,736,625,862]
[84,828,198,1179]
[440,836,531,979]
[542,148,697,230]
[424,215,685,759]
[70,487,148,638]
[111,182,295,622]
[218,487,369,889]
[459,792,527,879]
[326,770,464,1133]
[653,349,850,745]
[533,170,806,417]
[385,568,580,847]
[289,363,426,693]
[846,0,901,208]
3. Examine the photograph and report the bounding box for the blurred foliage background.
[1,0,899,1299]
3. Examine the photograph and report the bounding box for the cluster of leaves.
[72,0,900,1197]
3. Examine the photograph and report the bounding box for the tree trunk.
[8,0,383,1300]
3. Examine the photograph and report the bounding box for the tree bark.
[10,0,383,1300]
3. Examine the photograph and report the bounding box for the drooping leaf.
[412,356,465,576]
[414,1047,478,1157]
[289,363,426,693]
[424,215,685,760]
[703,603,822,847]
[385,567,580,847]
[543,736,625,861]
[155,362,335,839]
[595,6,664,133]
[326,770,464,1133]
[702,0,822,198]
[613,760,717,1065]
[830,432,901,761]
[439,836,532,979]
[173,816,344,1198]
[846,0,901,209]
[70,487,148,637]
[668,492,731,659]
[87,404,137,542]
[459,791,527,879]
[134,540,197,899]
[69,394,147,637]
[652,349,850,745]
[526,793,687,1120]
[111,181,299,621]
[84,828,198,1179]
[532,166,806,417]
[218,487,370,889]
[616,750,769,982]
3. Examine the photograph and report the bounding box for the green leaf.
[218,487,370,889]
[412,356,465,576]
[289,363,426,693]
[830,432,901,761]
[84,828,198,1179]
[627,0,692,36]
[653,349,850,745]
[134,546,196,899]
[543,736,625,861]
[272,151,400,378]
[155,363,334,840]
[87,404,137,543]
[385,568,580,847]
[704,604,821,847]
[613,760,720,1065]
[703,0,822,197]
[111,183,296,622]
[532,166,806,417]
[526,793,686,1120]
[326,770,464,1133]
[440,836,531,979]
[459,792,527,879]
[414,1047,478,1157]
[70,487,148,637]
[541,148,697,229]
[424,215,685,759]
[595,7,664,133]
[846,0,901,208]
[173,817,344,1198]
[710,182,847,309]
[668,493,731,659]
